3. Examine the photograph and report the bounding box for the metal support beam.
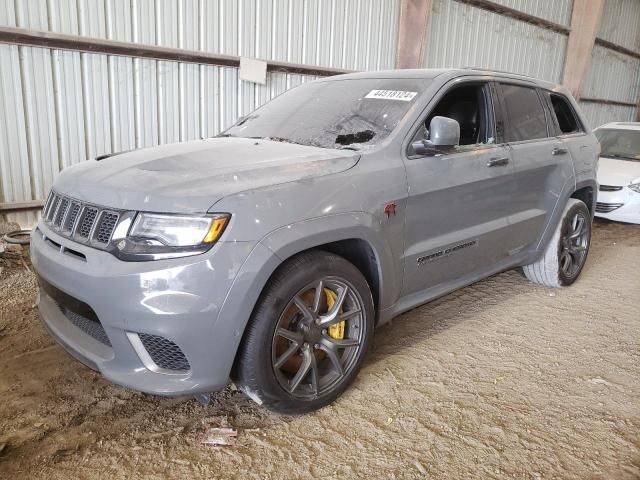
[0,200,44,214]
[594,37,640,61]
[455,0,569,35]
[0,26,350,77]
[396,0,432,69]
[562,0,605,100]
[580,98,638,108]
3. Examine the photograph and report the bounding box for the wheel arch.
[259,213,398,320]
[571,181,597,218]
[219,213,398,381]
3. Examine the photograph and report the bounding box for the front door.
[401,81,515,297]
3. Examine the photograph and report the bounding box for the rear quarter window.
[548,93,582,134]
[499,84,548,142]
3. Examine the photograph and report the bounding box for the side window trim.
[537,88,559,137]
[404,80,498,158]
[489,82,505,145]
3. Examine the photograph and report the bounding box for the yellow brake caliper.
[324,288,345,340]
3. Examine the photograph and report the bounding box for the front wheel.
[234,250,374,414]
[523,198,591,287]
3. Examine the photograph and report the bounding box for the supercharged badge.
[417,240,478,266]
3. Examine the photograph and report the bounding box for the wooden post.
[396,0,433,69]
[562,0,605,100]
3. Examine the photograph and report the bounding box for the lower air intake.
[138,333,191,372]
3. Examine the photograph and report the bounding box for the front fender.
[211,212,400,382]
[259,212,400,311]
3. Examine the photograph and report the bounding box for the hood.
[597,157,640,187]
[54,138,359,213]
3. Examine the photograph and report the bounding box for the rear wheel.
[234,250,374,414]
[523,198,591,287]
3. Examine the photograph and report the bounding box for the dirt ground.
[0,219,638,480]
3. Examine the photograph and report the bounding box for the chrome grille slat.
[47,195,61,221]
[41,191,122,250]
[76,207,98,239]
[94,211,119,244]
[43,192,55,219]
[63,202,82,232]
[54,197,70,227]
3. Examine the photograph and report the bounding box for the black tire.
[3,230,31,245]
[234,250,375,414]
[523,198,591,287]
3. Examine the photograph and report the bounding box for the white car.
[594,122,640,224]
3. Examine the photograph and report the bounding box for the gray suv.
[32,68,598,414]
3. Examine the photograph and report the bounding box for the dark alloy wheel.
[523,198,592,287]
[234,250,374,414]
[271,277,366,399]
[559,208,590,280]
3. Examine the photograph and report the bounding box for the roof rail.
[460,66,539,80]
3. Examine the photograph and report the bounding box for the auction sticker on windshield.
[365,90,417,101]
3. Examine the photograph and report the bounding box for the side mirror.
[410,116,460,156]
[429,116,460,146]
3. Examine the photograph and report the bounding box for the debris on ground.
[199,428,238,447]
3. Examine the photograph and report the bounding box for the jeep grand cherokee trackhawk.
[32,69,598,414]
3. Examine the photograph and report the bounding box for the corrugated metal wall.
[578,0,640,128]
[597,0,640,52]
[0,0,401,225]
[423,0,569,83]
[2,0,640,227]
[490,0,573,26]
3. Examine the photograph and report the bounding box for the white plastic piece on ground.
[199,428,238,447]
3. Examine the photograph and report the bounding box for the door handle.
[552,147,568,155]
[487,157,509,167]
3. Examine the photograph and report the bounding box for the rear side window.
[499,84,548,142]
[549,93,581,134]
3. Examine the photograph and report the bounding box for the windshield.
[222,78,430,150]
[595,128,640,162]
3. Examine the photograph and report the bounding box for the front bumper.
[595,188,640,224]
[31,222,257,395]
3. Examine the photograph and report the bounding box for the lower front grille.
[138,333,191,372]
[58,304,112,347]
[38,275,111,347]
[596,202,624,213]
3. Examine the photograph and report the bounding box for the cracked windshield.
[221,78,430,150]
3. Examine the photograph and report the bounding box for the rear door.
[495,82,574,253]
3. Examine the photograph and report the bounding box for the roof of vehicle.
[325,67,559,89]
[595,122,640,131]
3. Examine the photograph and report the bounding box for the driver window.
[411,83,495,154]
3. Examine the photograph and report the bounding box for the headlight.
[628,183,640,194]
[114,213,230,261]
